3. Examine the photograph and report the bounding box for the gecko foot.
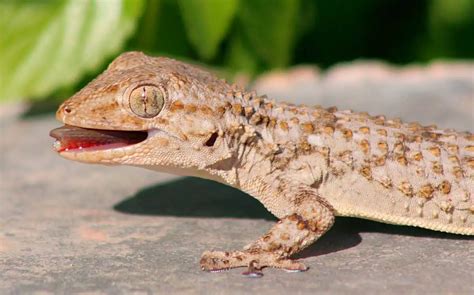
[200,191,334,276]
[200,250,307,276]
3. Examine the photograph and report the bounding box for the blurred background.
[1,0,473,103]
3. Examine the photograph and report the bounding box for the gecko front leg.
[200,187,335,276]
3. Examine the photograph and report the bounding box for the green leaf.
[226,29,261,75]
[238,0,300,68]
[424,0,474,57]
[133,0,192,57]
[430,0,473,25]
[177,0,238,60]
[0,0,144,101]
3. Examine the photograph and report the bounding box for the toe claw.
[242,260,264,278]
[284,267,308,273]
[242,270,264,278]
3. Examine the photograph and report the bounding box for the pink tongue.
[49,125,147,152]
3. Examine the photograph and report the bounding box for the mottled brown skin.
[53,52,474,276]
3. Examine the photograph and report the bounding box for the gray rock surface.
[1,61,473,294]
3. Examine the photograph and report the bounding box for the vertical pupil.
[141,87,147,102]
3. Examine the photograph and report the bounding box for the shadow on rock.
[115,177,471,260]
[114,177,275,220]
[296,219,364,259]
[297,216,473,259]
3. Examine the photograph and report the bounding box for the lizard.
[50,51,474,277]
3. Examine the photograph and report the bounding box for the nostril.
[64,106,72,113]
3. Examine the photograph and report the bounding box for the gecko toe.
[283,265,309,273]
[200,250,245,271]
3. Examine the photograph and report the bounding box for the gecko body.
[51,52,474,276]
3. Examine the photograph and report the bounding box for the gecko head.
[51,51,236,176]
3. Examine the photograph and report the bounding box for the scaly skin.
[53,52,474,276]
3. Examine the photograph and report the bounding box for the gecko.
[50,52,474,277]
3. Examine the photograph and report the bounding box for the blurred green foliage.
[0,0,473,102]
[0,0,144,101]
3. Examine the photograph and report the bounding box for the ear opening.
[204,132,219,147]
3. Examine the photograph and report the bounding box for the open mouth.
[49,125,148,152]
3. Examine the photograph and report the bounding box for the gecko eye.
[129,85,164,118]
